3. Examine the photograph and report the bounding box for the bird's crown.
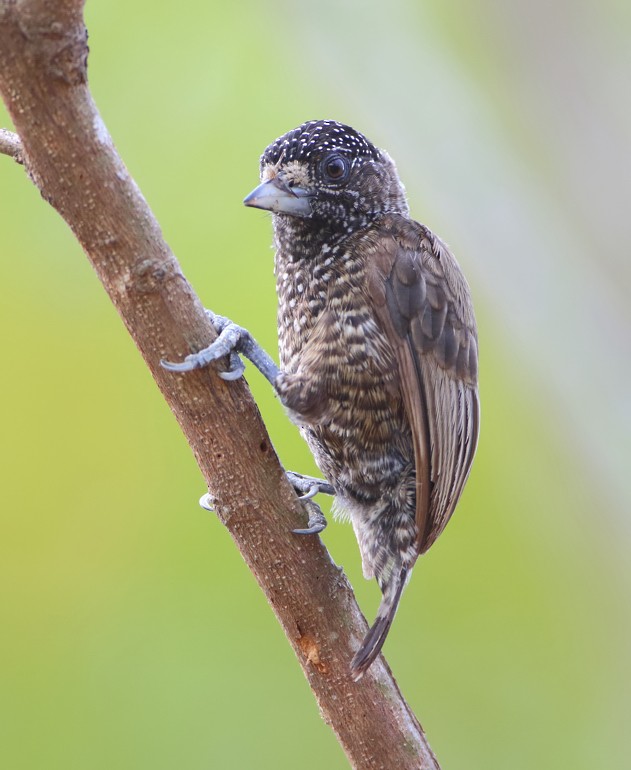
[260,120,382,167]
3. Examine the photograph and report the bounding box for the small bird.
[165,120,479,677]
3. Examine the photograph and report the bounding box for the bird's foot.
[286,470,335,500]
[200,493,327,535]
[286,471,334,535]
[198,475,329,535]
[293,499,328,535]
[160,310,280,385]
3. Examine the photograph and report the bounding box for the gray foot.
[160,310,279,385]
[293,499,328,535]
[286,471,334,535]
[286,471,335,499]
[199,493,215,511]
[199,486,327,535]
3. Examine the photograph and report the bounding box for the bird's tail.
[350,566,408,680]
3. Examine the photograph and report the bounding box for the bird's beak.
[243,177,313,217]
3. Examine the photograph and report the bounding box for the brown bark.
[0,2,439,768]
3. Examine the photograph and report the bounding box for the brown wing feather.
[366,214,479,553]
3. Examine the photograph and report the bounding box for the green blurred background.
[1,1,630,768]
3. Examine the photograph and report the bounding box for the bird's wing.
[365,215,480,553]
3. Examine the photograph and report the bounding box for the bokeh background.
[1,1,630,768]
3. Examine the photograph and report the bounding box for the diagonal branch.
[0,3,440,768]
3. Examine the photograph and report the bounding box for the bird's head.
[244,120,409,237]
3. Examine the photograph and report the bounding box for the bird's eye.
[322,155,349,183]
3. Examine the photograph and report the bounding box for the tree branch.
[0,3,440,768]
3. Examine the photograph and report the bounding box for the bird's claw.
[293,525,326,535]
[199,492,215,511]
[198,471,331,536]
[286,470,335,498]
[160,355,204,372]
[298,484,320,501]
[162,309,281,386]
[218,352,246,380]
[286,471,334,535]
[160,312,250,378]
[200,486,326,534]
[293,499,328,535]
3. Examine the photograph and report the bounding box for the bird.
[164,119,479,678]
